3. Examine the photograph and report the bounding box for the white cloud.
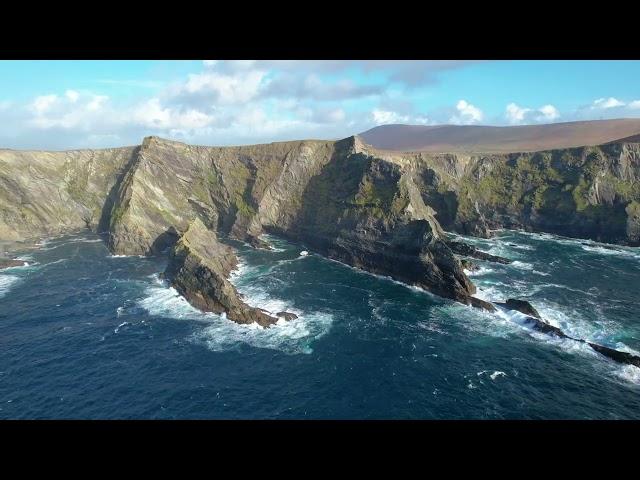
[29,92,115,130]
[174,68,267,106]
[132,98,213,130]
[450,99,483,125]
[202,60,218,68]
[627,100,640,110]
[536,104,560,122]
[505,103,532,124]
[32,94,58,114]
[65,90,80,103]
[505,102,560,124]
[414,116,431,125]
[592,97,625,109]
[371,109,410,125]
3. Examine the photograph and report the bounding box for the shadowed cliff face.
[263,137,473,301]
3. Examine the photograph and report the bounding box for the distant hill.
[358,119,640,153]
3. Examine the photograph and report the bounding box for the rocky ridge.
[162,218,294,327]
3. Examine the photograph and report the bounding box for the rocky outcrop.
[0,258,26,269]
[447,240,512,264]
[495,298,541,318]
[163,218,295,327]
[496,298,640,367]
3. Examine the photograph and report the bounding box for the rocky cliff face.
[401,142,640,245]
[2,134,639,314]
[163,218,286,327]
[0,146,136,241]
[97,135,475,304]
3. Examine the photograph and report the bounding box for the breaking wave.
[137,272,334,355]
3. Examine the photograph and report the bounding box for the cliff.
[1,131,639,316]
[396,142,640,244]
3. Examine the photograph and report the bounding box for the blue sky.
[1,60,639,149]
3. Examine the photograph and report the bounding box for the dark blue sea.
[1,230,640,419]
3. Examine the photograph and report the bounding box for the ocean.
[1,230,639,419]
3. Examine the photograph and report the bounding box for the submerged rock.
[276,311,298,321]
[163,218,295,327]
[0,258,26,269]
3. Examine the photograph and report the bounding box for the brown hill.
[358,119,640,153]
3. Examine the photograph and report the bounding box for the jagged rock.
[248,235,272,250]
[496,299,541,319]
[521,316,567,338]
[460,259,479,271]
[163,218,284,327]
[497,300,640,367]
[587,343,640,368]
[276,311,298,321]
[0,258,26,269]
[447,240,512,264]
[468,297,496,312]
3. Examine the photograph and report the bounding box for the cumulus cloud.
[131,98,214,130]
[505,103,532,124]
[537,104,560,121]
[449,100,483,125]
[592,97,625,109]
[505,102,560,124]
[6,60,640,151]
[371,109,410,125]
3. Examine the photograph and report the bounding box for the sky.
[1,60,640,150]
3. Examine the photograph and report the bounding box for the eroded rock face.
[261,138,476,303]
[0,146,137,242]
[404,143,640,246]
[163,218,294,327]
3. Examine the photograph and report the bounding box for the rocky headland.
[1,121,639,339]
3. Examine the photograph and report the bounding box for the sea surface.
[1,230,639,419]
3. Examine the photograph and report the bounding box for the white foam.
[613,365,640,385]
[532,270,550,277]
[476,370,507,380]
[0,274,20,298]
[138,273,334,355]
[114,321,130,333]
[299,250,309,256]
[466,266,495,276]
[581,244,640,259]
[510,261,533,271]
